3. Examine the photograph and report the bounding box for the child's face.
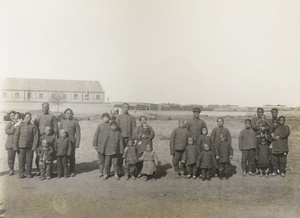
[60,130,66,138]
[272,110,278,118]
[257,109,264,118]
[188,138,193,145]
[128,140,134,146]
[146,144,151,152]
[203,144,209,151]
[178,121,185,128]
[45,126,52,135]
[261,139,267,145]
[220,135,225,142]
[111,124,117,131]
[245,121,251,128]
[102,116,109,123]
[10,113,15,121]
[202,128,208,135]
[14,113,19,120]
[217,118,224,127]
[65,110,73,120]
[140,117,147,125]
[24,114,31,123]
[279,118,285,126]
[42,140,49,148]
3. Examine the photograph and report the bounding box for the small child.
[169,120,189,177]
[256,115,271,138]
[182,137,198,179]
[123,139,138,180]
[255,137,271,177]
[36,126,56,176]
[13,112,39,178]
[197,127,213,153]
[139,144,158,181]
[216,133,233,180]
[36,139,55,180]
[239,119,257,176]
[137,123,151,146]
[54,129,72,178]
[271,116,290,177]
[103,121,124,180]
[197,143,218,181]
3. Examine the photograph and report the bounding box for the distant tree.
[51,92,65,112]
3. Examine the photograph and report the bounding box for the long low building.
[0,78,105,103]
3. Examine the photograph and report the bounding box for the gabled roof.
[1,78,105,93]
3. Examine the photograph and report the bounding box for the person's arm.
[92,125,100,148]
[67,140,72,156]
[119,134,124,154]
[196,153,203,168]
[182,148,187,163]
[116,115,120,127]
[169,129,176,155]
[280,126,290,139]
[13,126,20,152]
[138,152,145,161]
[255,145,259,160]
[131,116,137,139]
[32,125,39,151]
[251,117,259,131]
[153,152,159,166]
[5,122,15,135]
[133,126,141,140]
[210,129,216,147]
[227,129,232,147]
[148,125,155,140]
[215,142,220,159]
[229,142,233,158]
[52,115,58,137]
[238,130,243,151]
[75,121,81,148]
[185,120,190,132]
[122,147,128,159]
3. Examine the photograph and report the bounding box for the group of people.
[4,103,290,182]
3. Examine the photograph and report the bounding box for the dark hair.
[257,107,264,113]
[64,108,73,114]
[271,108,278,113]
[278,116,285,122]
[122,103,129,107]
[245,119,251,123]
[110,121,117,126]
[217,117,224,122]
[102,113,110,119]
[139,116,147,122]
[24,112,32,117]
[127,138,134,144]
[9,111,16,115]
[42,102,49,107]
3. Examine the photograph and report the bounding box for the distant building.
[0,78,105,103]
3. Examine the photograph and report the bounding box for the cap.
[192,107,201,113]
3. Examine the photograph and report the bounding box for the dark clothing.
[57,156,68,177]
[251,116,270,136]
[35,113,58,136]
[218,162,231,174]
[123,146,138,164]
[5,121,15,149]
[241,149,256,172]
[59,119,81,148]
[186,118,207,142]
[211,127,232,150]
[215,141,233,163]
[140,150,158,175]
[104,154,119,176]
[116,113,136,138]
[272,153,287,173]
[124,163,137,177]
[201,168,211,179]
[186,163,197,176]
[103,130,124,155]
[239,128,257,150]
[270,117,279,133]
[98,152,105,174]
[134,124,155,155]
[69,141,76,174]
[197,150,218,169]
[39,163,52,178]
[93,122,111,153]
[18,148,33,176]
[272,125,290,153]
[39,134,56,149]
[13,123,39,151]
[256,143,271,168]
[54,138,72,157]
[182,144,198,166]
[197,135,213,154]
[172,150,185,172]
[7,148,16,171]
[36,146,55,163]
[169,127,189,155]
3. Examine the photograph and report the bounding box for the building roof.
[1,78,105,93]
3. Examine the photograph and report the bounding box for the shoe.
[207,178,211,181]
[144,177,148,181]
[180,171,185,176]
[175,173,180,178]
[193,176,197,179]
[9,170,14,176]
[99,173,103,177]
[131,176,136,180]
[265,174,269,178]
[125,176,130,180]
[248,172,255,176]
[19,175,26,179]
[271,172,277,177]
[114,175,120,180]
[103,175,108,180]
[40,177,45,180]
[46,176,51,180]
[242,171,247,177]
[137,173,142,178]
[199,174,202,178]
[185,175,191,179]
[151,177,156,181]
[259,173,263,177]
[27,174,33,178]
[64,176,68,179]
[70,173,76,177]
[36,172,41,176]
[280,173,285,177]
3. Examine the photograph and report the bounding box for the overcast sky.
[0,0,299,106]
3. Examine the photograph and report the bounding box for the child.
[197,143,218,181]
[35,126,56,176]
[36,139,55,180]
[216,133,233,180]
[54,129,72,178]
[123,139,138,180]
[103,121,124,180]
[137,123,151,145]
[271,116,290,177]
[13,112,39,178]
[139,144,158,181]
[239,119,257,176]
[182,137,198,179]
[197,127,213,154]
[93,113,111,177]
[255,137,271,177]
[256,115,271,139]
[169,120,189,177]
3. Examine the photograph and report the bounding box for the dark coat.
[256,143,271,165]
[54,138,72,156]
[182,144,198,166]
[13,122,39,151]
[116,113,136,138]
[123,146,138,164]
[169,127,189,155]
[211,126,232,149]
[215,141,233,163]
[197,135,213,155]
[93,122,111,154]
[103,130,124,155]
[58,119,81,148]
[5,121,15,149]
[197,150,218,168]
[238,128,257,150]
[36,146,55,163]
[39,134,56,149]
[134,124,155,155]
[272,125,290,153]
[186,118,207,142]
[35,113,58,136]
[251,116,270,136]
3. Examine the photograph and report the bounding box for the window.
[62,94,67,99]
[96,95,100,100]
[3,92,7,98]
[39,93,44,98]
[27,93,31,99]
[15,92,19,98]
[73,94,78,99]
[51,93,55,98]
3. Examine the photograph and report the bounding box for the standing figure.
[5,111,17,176]
[216,133,233,180]
[255,137,271,177]
[186,108,207,144]
[139,144,159,181]
[182,137,198,179]
[123,139,138,180]
[36,139,55,180]
[197,143,218,181]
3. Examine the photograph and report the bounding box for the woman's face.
[14,113,19,120]
[140,117,147,125]
[10,113,15,121]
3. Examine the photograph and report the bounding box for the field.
[0,111,300,218]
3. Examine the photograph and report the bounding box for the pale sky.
[0,0,299,106]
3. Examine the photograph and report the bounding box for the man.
[58,108,81,177]
[270,108,279,133]
[251,107,271,144]
[211,117,232,154]
[35,102,58,137]
[186,107,207,144]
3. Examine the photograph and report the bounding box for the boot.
[219,172,224,180]
[225,173,229,180]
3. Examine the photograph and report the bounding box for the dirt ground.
[0,113,300,218]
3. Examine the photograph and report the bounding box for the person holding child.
[216,133,233,180]
[169,120,189,178]
[93,113,111,177]
[139,144,158,181]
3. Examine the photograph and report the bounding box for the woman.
[5,111,17,175]
[134,116,155,178]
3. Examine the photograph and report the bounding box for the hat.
[110,121,117,126]
[192,107,201,113]
[102,113,110,119]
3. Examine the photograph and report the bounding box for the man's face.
[245,121,251,128]
[123,104,129,114]
[279,117,285,126]
[111,124,117,131]
[24,114,31,123]
[102,116,109,123]
[257,109,264,118]
[140,117,147,125]
[193,112,200,119]
[42,104,49,114]
[217,118,224,127]
[271,110,278,118]
[65,110,73,119]
[9,113,15,121]
[202,128,208,135]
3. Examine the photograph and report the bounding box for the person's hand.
[229,155,233,160]
[216,156,219,160]
[275,135,280,140]
[181,160,185,164]
[284,152,287,156]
